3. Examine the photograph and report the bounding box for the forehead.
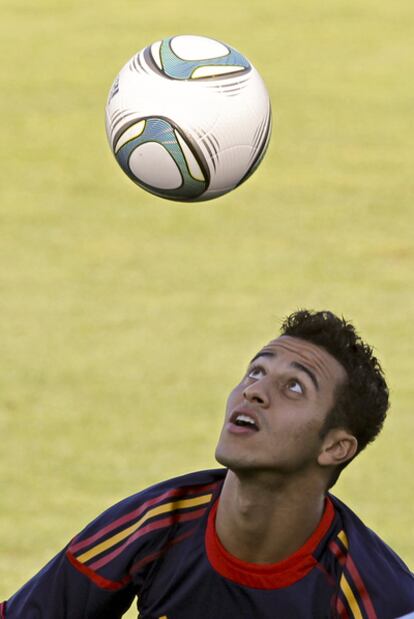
[253,335,347,387]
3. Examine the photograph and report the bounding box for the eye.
[287,379,303,394]
[247,365,265,380]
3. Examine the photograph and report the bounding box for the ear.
[317,429,358,468]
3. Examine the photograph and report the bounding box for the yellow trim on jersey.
[338,529,349,548]
[340,573,363,619]
[77,494,213,564]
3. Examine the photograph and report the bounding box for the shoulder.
[134,468,227,502]
[104,468,226,522]
[67,468,225,576]
[329,494,414,615]
[329,494,413,575]
[76,468,225,533]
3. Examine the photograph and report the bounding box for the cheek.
[226,384,243,412]
[289,418,324,453]
[268,410,323,446]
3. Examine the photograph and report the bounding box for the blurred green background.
[1,0,413,615]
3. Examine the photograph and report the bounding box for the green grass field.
[1,0,413,615]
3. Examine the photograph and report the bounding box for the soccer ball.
[105,35,272,202]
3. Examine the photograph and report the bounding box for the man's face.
[215,335,347,475]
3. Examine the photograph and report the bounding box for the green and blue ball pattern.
[115,118,208,201]
[157,36,250,80]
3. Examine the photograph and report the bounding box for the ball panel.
[114,120,146,154]
[170,35,229,61]
[107,76,120,104]
[150,41,163,70]
[158,36,251,81]
[188,70,271,198]
[114,117,208,200]
[129,143,183,190]
[236,105,272,187]
[191,65,246,79]
[174,131,205,182]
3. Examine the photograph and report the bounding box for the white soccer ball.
[105,35,272,202]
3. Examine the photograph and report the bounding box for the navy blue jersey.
[2,469,414,618]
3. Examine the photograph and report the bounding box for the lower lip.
[226,422,259,435]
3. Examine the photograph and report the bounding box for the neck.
[215,469,327,564]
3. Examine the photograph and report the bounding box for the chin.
[215,445,263,472]
[215,445,241,470]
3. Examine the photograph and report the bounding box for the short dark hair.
[280,310,389,482]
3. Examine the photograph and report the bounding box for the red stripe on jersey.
[66,550,131,591]
[330,540,346,565]
[336,595,351,619]
[346,554,378,619]
[330,539,351,618]
[0,601,6,618]
[70,481,219,554]
[205,496,335,590]
[89,506,208,571]
[314,560,337,587]
[330,540,378,619]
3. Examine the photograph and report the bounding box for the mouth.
[227,410,260,434]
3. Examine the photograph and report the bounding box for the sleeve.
[1,471,220,618]
[0,490,155,619]
[2,545,136,618]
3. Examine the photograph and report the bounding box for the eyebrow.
[249,350,275,365]
[249,351,320,391]
[291,361,319,391]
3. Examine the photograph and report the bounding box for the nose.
[243,379,270,407]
